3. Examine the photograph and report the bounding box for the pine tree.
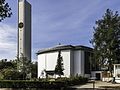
[55,50,64,77]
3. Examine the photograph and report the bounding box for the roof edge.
[37,45,93,55]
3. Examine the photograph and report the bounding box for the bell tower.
[18,0,31,61]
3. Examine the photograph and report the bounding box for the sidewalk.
[68,81,120,90]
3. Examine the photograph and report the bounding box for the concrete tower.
[18,0,31,61]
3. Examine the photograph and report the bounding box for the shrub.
[55,75,88,86]
[1,69,22,80]
[0,76,88,88]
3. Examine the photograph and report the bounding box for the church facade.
[37,45,93,78]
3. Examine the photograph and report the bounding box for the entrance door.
[96,73,100,80]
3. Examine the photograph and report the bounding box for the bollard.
[93,80,95,90]
[112,77,115,84]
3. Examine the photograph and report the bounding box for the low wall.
[102,77,113,82]
[115,78,120,83]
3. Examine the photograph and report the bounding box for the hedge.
[0,76,88,89]
[0,80,65,88]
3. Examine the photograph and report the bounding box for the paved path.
[68,81,120,90]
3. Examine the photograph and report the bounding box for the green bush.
[0,80,66,88]
[0,69,22,80]
[55,75,88,86]
[0,76,88,89]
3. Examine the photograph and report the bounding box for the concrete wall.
[70,50,74,76]
[38,50,71,78]
[73,50,84,76]
[91,71,102,80]
[18,0,31,60]
[24,1,31,61]
[18,1,24,56]
[113,65,120,83]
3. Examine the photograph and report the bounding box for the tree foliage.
[55,50,64,77]
[0,60,21,80]
[31,61,37,78]
[0,59,37,80]
[1,68,21,80]
[91,9,120,73]
[0,59,16,69]
[17,55,31,79]
[0,0,12,21]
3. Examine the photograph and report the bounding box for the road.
[67,81,120,90]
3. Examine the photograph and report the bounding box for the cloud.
[0,23,17,60]
[5,0,120,61]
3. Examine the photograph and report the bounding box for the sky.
[0,0,120,61]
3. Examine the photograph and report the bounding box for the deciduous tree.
[91,9,120,74]
[0,0,12,21]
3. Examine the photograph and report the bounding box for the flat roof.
[37,45,93,55]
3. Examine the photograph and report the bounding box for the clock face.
[18,22,24,28]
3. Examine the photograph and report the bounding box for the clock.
[18,22,24,28]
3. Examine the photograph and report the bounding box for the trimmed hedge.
[0,80,66,88]
[55,76,88,86]
[0,76,88,89]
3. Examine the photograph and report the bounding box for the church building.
[37,45,93,78]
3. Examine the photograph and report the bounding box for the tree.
[0,59,16,70]
[91,9,120,74]
[0,58,37,80]
[17,55,31,79]
[0,0,12,21]
[55,50,64,77]
[31,61,37,78]
[1,68,21,80]
[0,59,23,80]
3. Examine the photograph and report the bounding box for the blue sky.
[0,0,120,61]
